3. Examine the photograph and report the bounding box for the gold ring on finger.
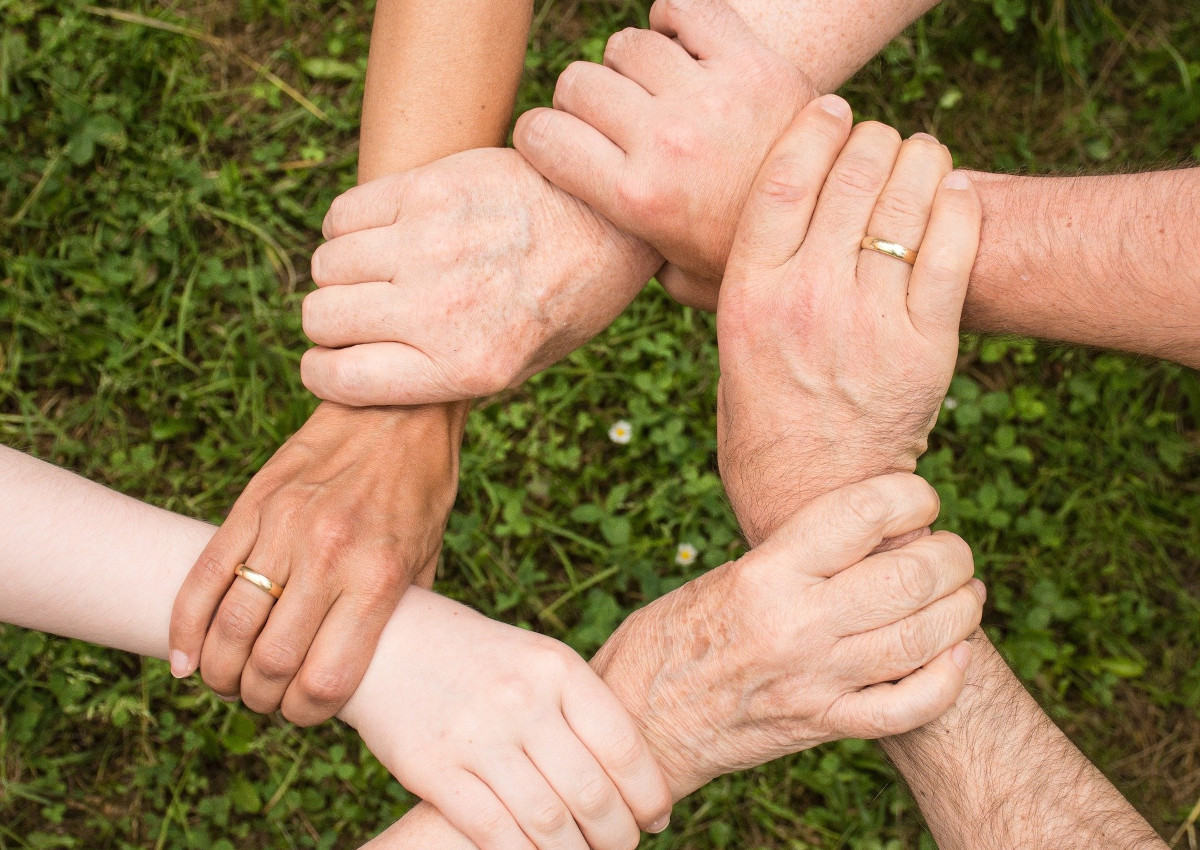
[861,235,918,266]
[235,564,284,600]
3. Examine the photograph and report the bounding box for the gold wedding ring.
[861,235,918,266]
[235,564,284,600]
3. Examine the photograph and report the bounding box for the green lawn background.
[1,0,1198,847]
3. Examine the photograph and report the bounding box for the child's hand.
[515,0,814,310]
[339,589,672,850]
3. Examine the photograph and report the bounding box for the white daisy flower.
[608,420,633,445]
[675,543,698,567]
[943,397,959,410]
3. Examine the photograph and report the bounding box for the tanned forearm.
[965,170,1200,367]
[312,0,534,537]
[881,633,1167,849]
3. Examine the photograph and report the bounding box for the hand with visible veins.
[357,473,983,850]
[168,402,464,725]
[298,147,660,407]
[515,0,814,310]
[713,97,981,544]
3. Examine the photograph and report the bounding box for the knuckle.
[250,640,303,684]
[194,552,234,587]
[575,775,618,819]
[895,615,931,667]
[310,515,355,557]
[874,190,928,224]
[296,665,355,713]
[831,154,887,196]
[213,599,263,644]
[530,798,571,835]
[605,729,647,774]
[892,550,938,607]
[474,804,516,844]
[759,154,816,204]
[841,484,891,529]
[615,173,661,217]
[604,27,639,63]
[554,62,586,104]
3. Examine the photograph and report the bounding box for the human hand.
[592,474,982,797]
[715,97,982,544]
[514,0,814,311]
[299,147,661,407]
[169,402,464,724]
[339,587,672,850]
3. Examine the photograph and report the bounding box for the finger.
[425,771,537,850]
[832,641,973,738]
[648,0,756,61]
[553,60,651,149]
[819,531,975,636]
[907,170,982,339]
[750,473,942,581]
[238,574,336,714]
[302,281,414,349]
[803,120,903,280]
[300,343,454,407]
[321,172,410,240]
[857,133,952,308]
[199,550,287,699]
[562,674,673,832]
[475,754,588,850]
[656,263,718,312]
[513,107,625,219]
[602,27,696,95]
[310,228,401,288]
[525,724,641,850]
[169,509,259,678]
[280,592,392,725]
[844,581,985,685]
[725,95,852,273]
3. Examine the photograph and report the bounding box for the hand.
[592,474,983,797]
[715,98,982,544]
[299,147,661,407]
[339,588,673,850]
[169,402,464,724]
[514,0,814,311]
[355,474,983,850]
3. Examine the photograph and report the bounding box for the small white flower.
[943,397,959,410]
[608,420,633,445]
[675,543,698,567]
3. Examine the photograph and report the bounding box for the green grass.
[1,0,1198,847]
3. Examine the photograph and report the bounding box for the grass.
[1,0,1198,847]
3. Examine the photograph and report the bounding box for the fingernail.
[951,642,972,671]
[943,171,971,190]
[648,816,670,834]
[169,650,191,679]
[911,132,939,143]
[970,578,987,604]
[216,693,238,703]
[818,94,851,119]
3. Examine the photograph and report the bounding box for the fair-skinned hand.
[299,147,661,407]
[169,402,463,724]
[514,0,813,311]
[355,473,984,850]
[714,97,982,545]
[339,587,673,850]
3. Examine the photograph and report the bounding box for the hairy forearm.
[727,0,938,92]
[880,632,1166,849]
[964,169,1200,367]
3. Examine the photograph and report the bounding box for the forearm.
[727,0,938,92]
[964,169,1200,367]
[880,632,1166,849]
[315,0,534,497]
[358,0,532,181]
